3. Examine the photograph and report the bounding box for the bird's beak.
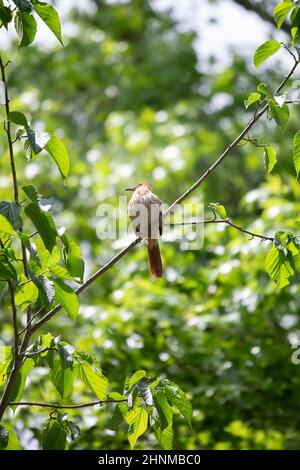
[125,188,134,191]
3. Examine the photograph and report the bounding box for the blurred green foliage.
[1,0,300,450]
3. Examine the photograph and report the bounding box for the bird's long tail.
[147,239,163,278]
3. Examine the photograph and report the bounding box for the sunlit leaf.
[293,130,300,178]
[263,146,277,174]
[33,1,63,45]
[126,406,148,449]
[0,259,17,280]
[0,214,13,235]
[45,135,70,179]
[54,279,79,321]
[14,11,37,48]
[273,2,294,28]
[245,92,261,109]
[79,362,108,400]
[25,203,57,252]
[22,184,40,205]
[265,244,294,288]
[10,359,35,410]
[254,40,281,68]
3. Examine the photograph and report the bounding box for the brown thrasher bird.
[126,183,163,278]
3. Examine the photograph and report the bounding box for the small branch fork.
[0,49,298,420]
[169,218,274,242]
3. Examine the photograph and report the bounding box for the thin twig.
[281,43,298,63]
[18,307,45,336]
[8,399,128,410]
[19,346,55,358]
[169,218,274,241]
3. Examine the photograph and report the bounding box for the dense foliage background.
[1,0,300,450]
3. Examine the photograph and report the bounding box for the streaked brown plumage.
[126,183,163,278]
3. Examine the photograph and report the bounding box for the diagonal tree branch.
[30,52,298,334]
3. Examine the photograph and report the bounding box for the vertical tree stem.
[0,56,32,420]
[0,55,31,324]
[0,56,18,202]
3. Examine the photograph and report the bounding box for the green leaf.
[36,237,60,268]
[137,380,153,406]
[263,146,277,174]
[25,203,57,252]
[253,40,281,68]
[293,130,300,178]
[66,420,80,441]
[79,362,108,400]
[49,354,73,399]
[54,279,79,321]
[33,1,63,45]
[42,420,67,450]
[291,7,300,41]
[9,111,28,127]
[0,358,13,386]
[0,6,13,30]
[266,244,294,288]
[268,100,289,128]
[164,383,192,426]
[15,275,38,311]
[273,2,294,28]
[26,127,50,156]
[0,424,8,448]
[12,0,32,11]
[22,184,40,205]
[109,392,128,429]
[245,92,261,109]
[10,359,35,409]
[126,407,148,449]
[209,203,227,220]
[57,342,74,369]
[50,264,77,281]
[14,11,37,48]
[0,201,21,230]
[0,424,22,450]
[257,82,274,98]
[0,214,14,235]
[29,270,55,305]
[110,405,126,430]
[0,346,12,365]
[45,135,70,179]
[63,240,84,282]
[0,259,17,280]
[291,6,300,25]
[125,370,147,390]
[154,390,173,450]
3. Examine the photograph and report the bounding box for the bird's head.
[125,182,152,192]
